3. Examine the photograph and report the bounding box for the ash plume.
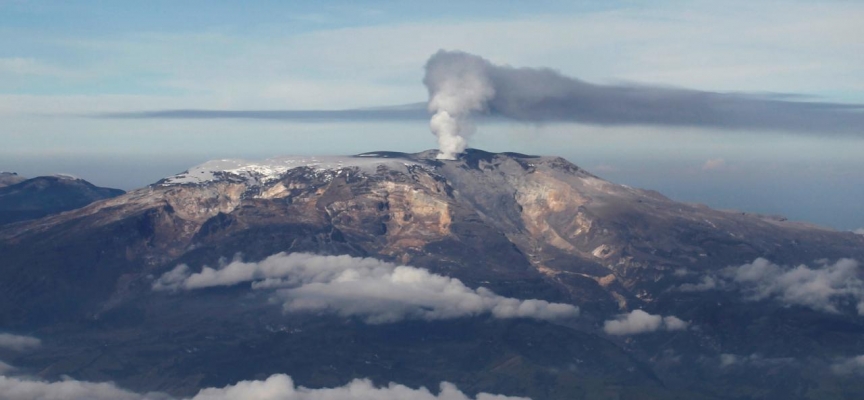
[424,51,495,160]
[423,50,864,158]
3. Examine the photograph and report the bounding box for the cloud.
[0,361,13,375]
[677,276,719,292]
[603,310,688,335]
[0,333,41,352]
[0,58,75,78]
[0,375,167,400]
[0,373,528,400]
[719,354,795,369]
[100,104,428,122]
[854,229,864,235]
[188,375,529,400]
[727,258,864,315]
[153,252,579,324]
[831,355,864,375]
[675,258,864,315]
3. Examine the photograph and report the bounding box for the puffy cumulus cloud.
[0,333,41,352]
[0,373,527,400]
[831,355,864,375]
[0,375,168,400]
[153,252,579,324]
[677,276,719,292]
[674,258,864,315]
[189,375,529,400]
[603,310,688,336]
[728,258,864,315]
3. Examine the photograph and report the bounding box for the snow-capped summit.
[158,154,425,187]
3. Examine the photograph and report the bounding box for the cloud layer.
[603,310,688,335]
[153,252,579,324]
[832,355,864,375]
[677,258,864,315]
[0,333,41,352]
[0,373,528,400]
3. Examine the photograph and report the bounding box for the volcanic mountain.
[0,174,124,226]
[1,149,862,399]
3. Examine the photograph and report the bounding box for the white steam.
[153,252,579,324]
[423,50,494,160]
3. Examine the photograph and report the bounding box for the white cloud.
[0,373,528,400]
[0,333,41,352]
[677,276,718,292]
[0,375,166,400]
[831,355,864,375]
[154,252,579,324]
[188,375,529,400]
[603,310,688,336]
[674,258,864,315]
[0,58,76,78]
[854,229,864,235]
[663,316,689,331]
[727,258,864,315]
[0,361,14,374]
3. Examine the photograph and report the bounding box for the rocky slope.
[1,149,862,399]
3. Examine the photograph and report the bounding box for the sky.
[1,0,863,230]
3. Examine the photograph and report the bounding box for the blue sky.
[1,0,863,230]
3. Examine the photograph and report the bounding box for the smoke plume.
[424,51,495,160]
[423,50,864,159]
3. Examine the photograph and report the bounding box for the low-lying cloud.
[731,258,863,314]
[0,373,528,400]
[676,258,864,315]
[0,333,41,352]
[154,252,579,324]
[831,355,864,375]
[100,105,428,122]
[603,310,688,335]
[0,375,167,400]
[718,353,795,369]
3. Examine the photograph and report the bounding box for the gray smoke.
[423,50,864,158]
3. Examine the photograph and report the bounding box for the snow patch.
[160,155,422,187]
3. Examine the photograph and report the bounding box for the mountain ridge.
[1,149,863,399]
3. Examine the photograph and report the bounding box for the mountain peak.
[156,148,587,188]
